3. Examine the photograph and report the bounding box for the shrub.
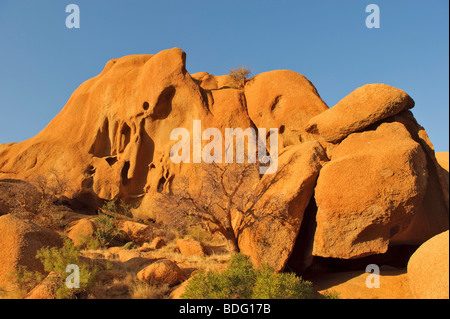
[93,215,123,248]
[224,253,257,298]
[102,200,133,218]
[252,265,314,299]
[131,281,170,299]
[4,266,44,299]
[228,66,252,89]
[320,290,341,299]
[187,224,213,243]
[122,241,138,250]
[36,239,100,299]
[75,215,126,250]
[182,253,315,299]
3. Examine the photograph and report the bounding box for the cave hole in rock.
[151,86,175,120]
[143,101,150,111]
[81,177,94,190]
[279,125,285,134]
[270,95,282,112]
[89,117,111,157]
[121,161,130,186]
[84,165,95,176]
[285,193,318,276]
[119,123,131,153]
[105,157,118,166]
[157,176,166,193]
[285,195,421,280]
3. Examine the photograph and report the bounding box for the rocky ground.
[0,194,448,299]
[0,206,233,299]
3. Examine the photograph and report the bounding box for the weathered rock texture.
[67,218,96,247]
[238,141,327,271]
[0,214,63,287]
[24,272,60,299]
[407,231,449,299]
[312,122,429,258]
[176,238,208,257]
[137,259,185,286]
[0,48,448,278]
[305,83,415,143]
[245,70,329,147]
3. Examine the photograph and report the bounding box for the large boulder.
[407,231,449,299]
[305,83,415,143]
[0,48,209,209]
[0,47,446,281]
[118,220,153,245]
[0,179,42,215]
[383,111,449,243]
[0,49,328,225]
[137,259,185,286]
[176,238,207,257]
[25,272,60,299]
[245,70,329,148]
[312,122,428,259]
[237,141,327,271]
[0,214,63,287]
[66,218,96,247]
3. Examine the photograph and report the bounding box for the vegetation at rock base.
[181,253,316,299]
[76,214,128,250]
[101,200,133,218]
[5,266,44,299]
[35,238,101,299]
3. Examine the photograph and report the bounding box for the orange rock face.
[0,48,447,277]
[0,48,327,214]
[0,48,207,208]
[67,218,96,247]
[0,214,63,287]
[407,231,449,299]
[313,122,428,259]
[176,238,207,257]
[237,141,327,271]
[137,259,185,286]
[306,83,415,143]
[244,70,329,147]
[435,152,449,172]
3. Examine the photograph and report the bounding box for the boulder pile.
[0,48,448,284]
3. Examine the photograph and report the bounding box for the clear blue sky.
[0,0,448,151]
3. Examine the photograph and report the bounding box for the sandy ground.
[311,267,413,299]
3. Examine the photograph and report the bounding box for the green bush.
[252,265,314,299]
[102,200,133,218]
[75,214,126,250]
[320,290,341,299]
[182,253,315,299]
[36,239,100,299]
[4,265,44,299]
[93,215,123,248]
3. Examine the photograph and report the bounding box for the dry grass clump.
[131,281,171,299]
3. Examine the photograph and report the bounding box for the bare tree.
[33,169,70,204]
[156,162,291,252]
